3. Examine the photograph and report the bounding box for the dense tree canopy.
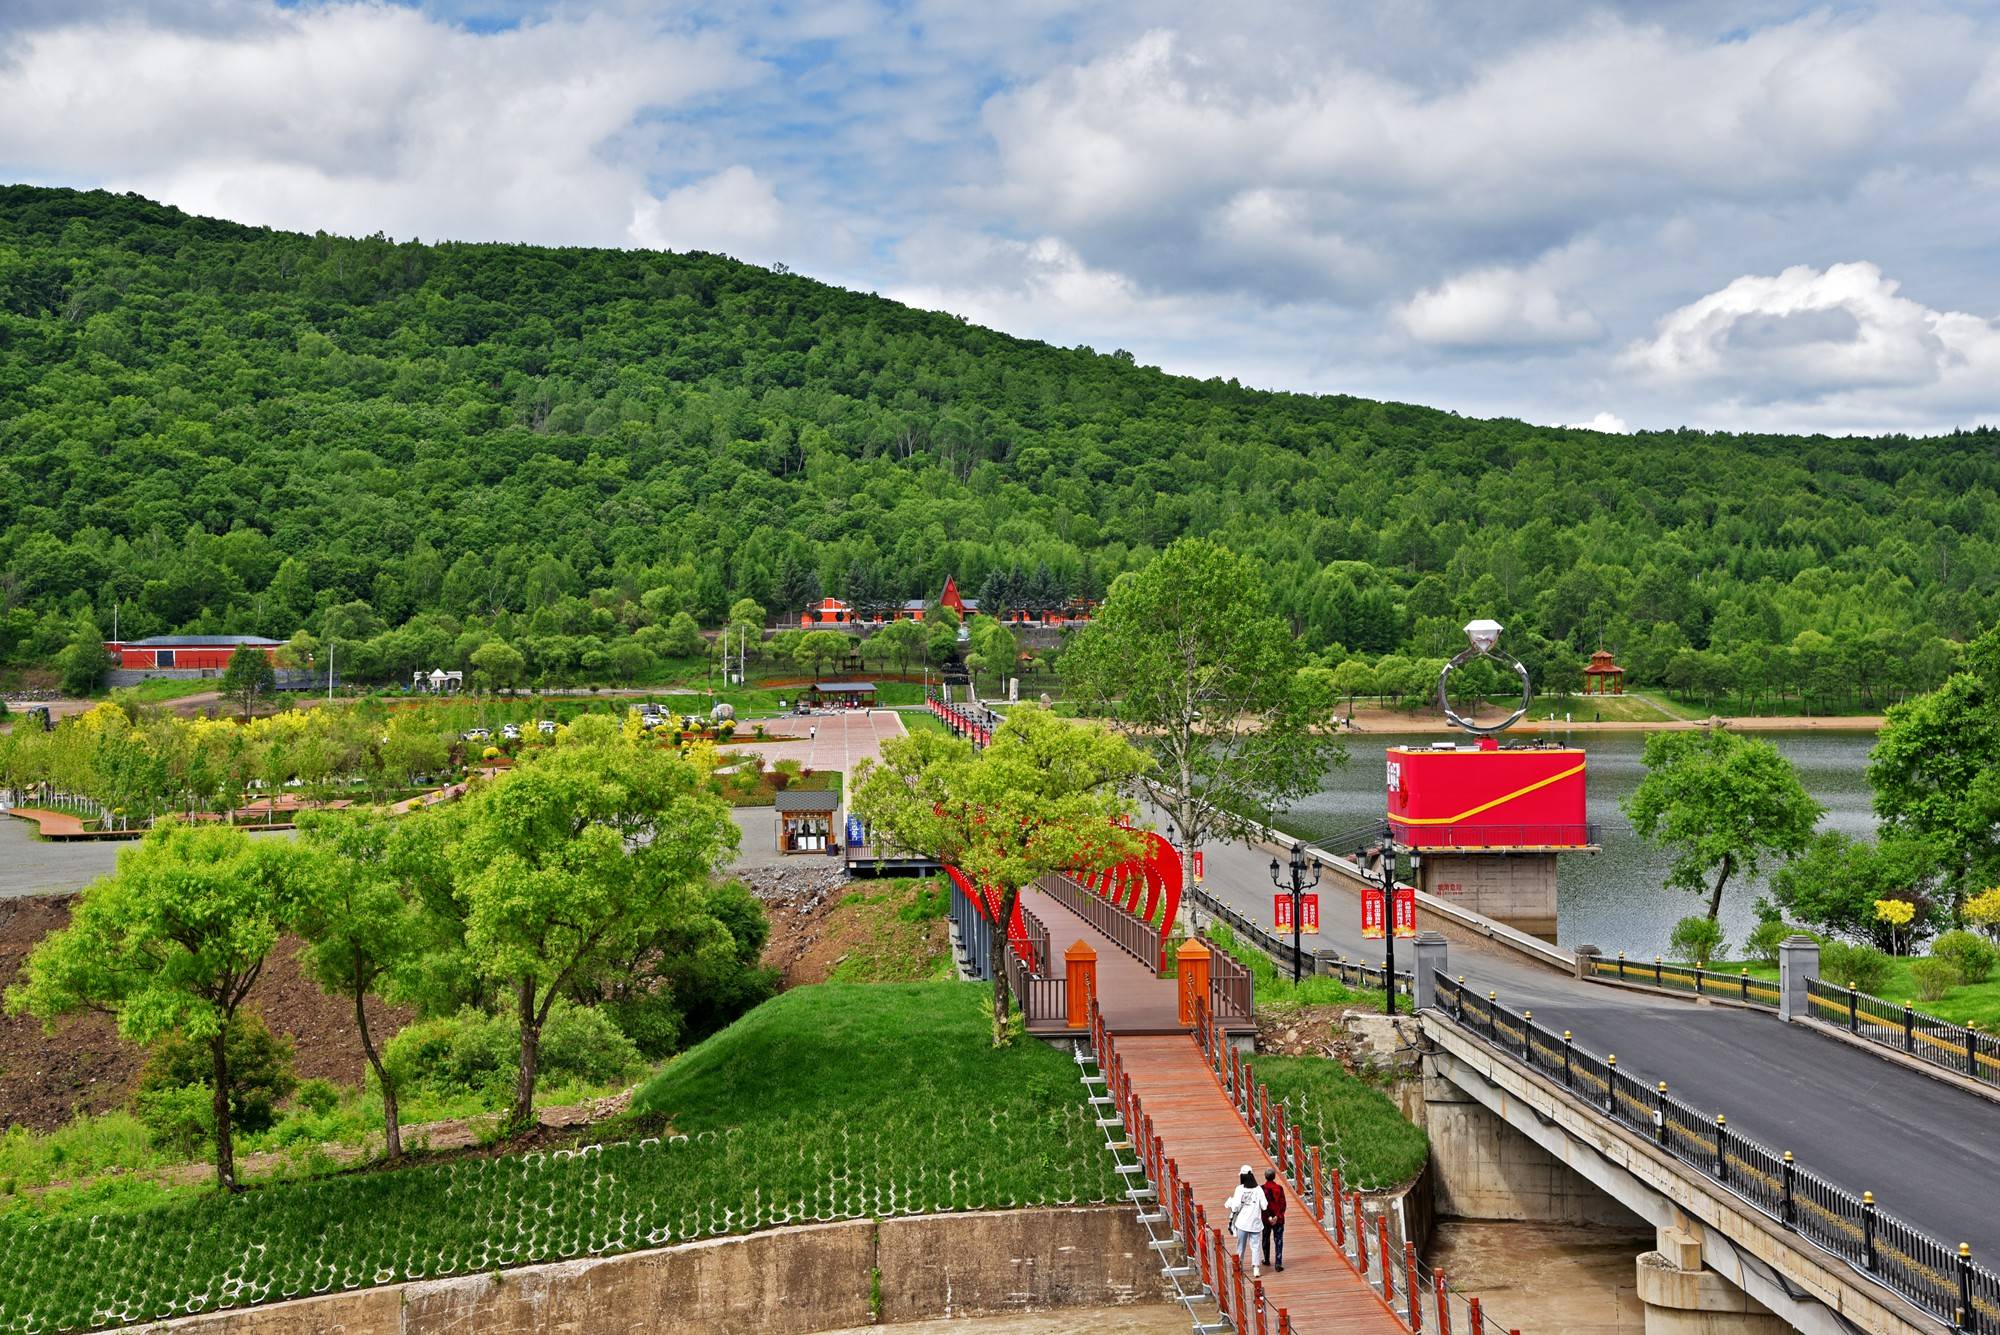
[2,185,1996,699]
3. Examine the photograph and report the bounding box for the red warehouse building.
[105,635,285,673]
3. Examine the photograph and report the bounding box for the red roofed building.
[939,576,967,616]
[800,597,854,627]
[105,635,283,672]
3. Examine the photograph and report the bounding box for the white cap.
[1240,1164,1254,1176]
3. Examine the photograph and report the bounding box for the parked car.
[462,727,491,742]
[537,719,558,736]
[501,723,521,741]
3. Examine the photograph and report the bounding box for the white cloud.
[0,5,752,246]
[1626,261,2000,395]
[1398,267,1600,348]
[631,166,780,255]
[1564,412,1630,433]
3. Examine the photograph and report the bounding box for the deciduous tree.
[447,722,737,1126]
[1626,730,1822,922]
[219,644,277,717]
[851,706,1147,1044]
[5,822,298,1190]
[1060,538,1344,904]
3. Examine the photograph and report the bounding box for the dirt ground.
[751,872,951,988]
[0,895,409,1132]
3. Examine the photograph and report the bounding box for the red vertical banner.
[1300,894,1320,935]
[1361,890,1385,939]
[1273,894,1294,933]
[1193,850,1205,884]
[1393,883,1418,938]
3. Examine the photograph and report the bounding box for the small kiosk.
[775,790,840,854]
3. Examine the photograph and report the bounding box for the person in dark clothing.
[1260,1168,1286,1271]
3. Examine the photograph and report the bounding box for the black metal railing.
[1431,973,2000,1335]
[1805,978,2000,1089]
[1188,885,1413,996]
[1588,953,1782,1009]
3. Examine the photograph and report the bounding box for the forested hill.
[1,183,1995,702]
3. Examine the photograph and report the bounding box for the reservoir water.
[1273,730,1880,956]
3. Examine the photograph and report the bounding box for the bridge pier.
[1421,1049,1644,1225]
[1637,1224,1787,1335]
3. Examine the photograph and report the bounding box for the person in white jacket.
[1222,1164,1266,1278]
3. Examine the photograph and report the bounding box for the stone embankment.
[124,1207,1166,1335]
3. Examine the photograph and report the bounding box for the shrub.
[133,1016,295,1152]
[603,990,685,1061]
[1668,915,1726,968]
[1909,957,1962,1003]
[1745,919,1818,965]
[1963,886,2000,942]
[1819,941,1894,994]
[1930,930,1997,985]
[294,1078,343,1117]
[382,1003,645,1099]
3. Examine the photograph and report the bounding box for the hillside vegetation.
[2,185,1995,706]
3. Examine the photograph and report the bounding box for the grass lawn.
[1248,1054,1429,1190]
[0,983,1114,1334]
[823,879,954,983]
[109,678,230,706]
[895,709,951,736]
[1724,956,2000,1029]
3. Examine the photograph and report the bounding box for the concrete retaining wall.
[125,1207,1165,1335]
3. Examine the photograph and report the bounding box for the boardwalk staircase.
[1075,1002,1522,1335]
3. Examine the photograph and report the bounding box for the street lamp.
[1356,837,1400,1016]
[1268,844,1320,985]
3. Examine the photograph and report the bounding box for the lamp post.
[1268,843,1320,985]
[1358,836,1399,1016]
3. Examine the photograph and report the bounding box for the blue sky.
[4,1,2000,435]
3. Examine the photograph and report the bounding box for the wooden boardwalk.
[1035,888,1407,1335]
[1019,881,1190,1033]
[1115,1035,1405,1335]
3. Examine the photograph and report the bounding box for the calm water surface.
[1274,730,1879,956]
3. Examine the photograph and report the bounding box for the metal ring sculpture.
[1436,641,1533,736]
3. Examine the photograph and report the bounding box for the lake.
[1272,730,1880,956]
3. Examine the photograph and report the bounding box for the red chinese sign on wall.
[1393,884,1418,938]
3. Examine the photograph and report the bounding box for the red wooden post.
[1178,937,1212,1026]
[1182,1181,1197,1251]
[1152,1130,1165,1194]
[1406,1241,1422,1330]
[1253,1280,1269,1335]
[1063,939,1097,1029]
[1272,1102,1286,1168]
[1311,1146,1325,1223]
[1213,1226,1229,1318]
[1279,1310,1293,1335]
[1469,1296,1484,1335]
[1233,1253,1248,1334]
[1435,1270,1454,1335]
[1291,1126,1306,1192]
[1354,1197,1369,1272]
[1379,1217,1396,1304]
[1196,1208,1213,1291]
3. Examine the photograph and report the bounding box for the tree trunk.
[354,989,399,1160]
[988,900,1013,1046]
[510,977,540,1130]
[210,1029,237,1193]
[1706,855,1734,922]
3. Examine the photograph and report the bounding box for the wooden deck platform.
[1019,881,1195,1034]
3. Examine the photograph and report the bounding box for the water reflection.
[1274,730,1880,955]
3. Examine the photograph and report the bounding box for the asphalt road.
[1174,809,2000,1259]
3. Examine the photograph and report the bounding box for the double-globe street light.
[1268,843,1320,985]
[1355,833,1406,1017]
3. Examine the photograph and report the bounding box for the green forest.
[2,184,1995,706]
